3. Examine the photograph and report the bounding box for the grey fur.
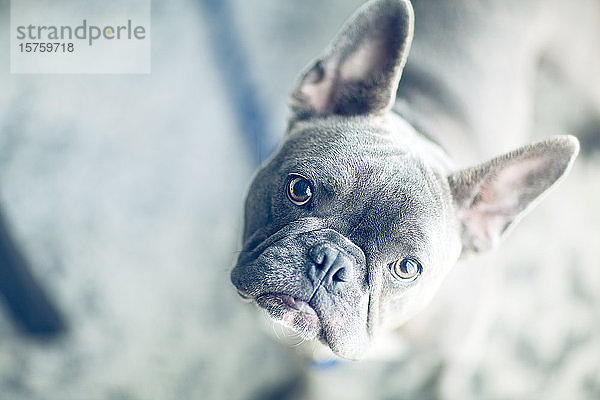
[231,0,579,359]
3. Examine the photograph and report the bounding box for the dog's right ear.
[290,0,414,119]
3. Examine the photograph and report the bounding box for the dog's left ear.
[449,136,579,255]
[290,0,414,118]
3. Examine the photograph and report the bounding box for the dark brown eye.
[389,257,422,281]
[286,175,312,206]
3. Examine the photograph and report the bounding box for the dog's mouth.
[255,293,321,339]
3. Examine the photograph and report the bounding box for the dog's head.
[231,0,578,359]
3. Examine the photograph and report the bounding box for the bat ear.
[290,0,413,119]
[448,136,579,255]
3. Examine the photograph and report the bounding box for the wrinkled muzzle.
[231,223,373,359]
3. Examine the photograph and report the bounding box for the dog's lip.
[256,293,322,340]
[236,289,253,303]
[256,293,317,316]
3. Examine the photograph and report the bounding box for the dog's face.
[231,0,578,359]
[232,115,461,358]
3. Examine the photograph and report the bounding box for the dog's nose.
[308,243,353,288]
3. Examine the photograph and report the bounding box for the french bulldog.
[230,0,583,360]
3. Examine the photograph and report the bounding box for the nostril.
[331,266,348,282]
[309,243,339,270]
[308,243,354,289]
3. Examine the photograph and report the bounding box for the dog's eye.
[287,175,312,206]
[389,257,422,281]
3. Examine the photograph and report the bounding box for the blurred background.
[1,0,599,399]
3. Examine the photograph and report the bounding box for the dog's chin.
[256,294,322,340]
[256,293,370,359]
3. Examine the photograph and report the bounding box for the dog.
[230,0,592,360]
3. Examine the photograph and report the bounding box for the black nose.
[308,243,353,290]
